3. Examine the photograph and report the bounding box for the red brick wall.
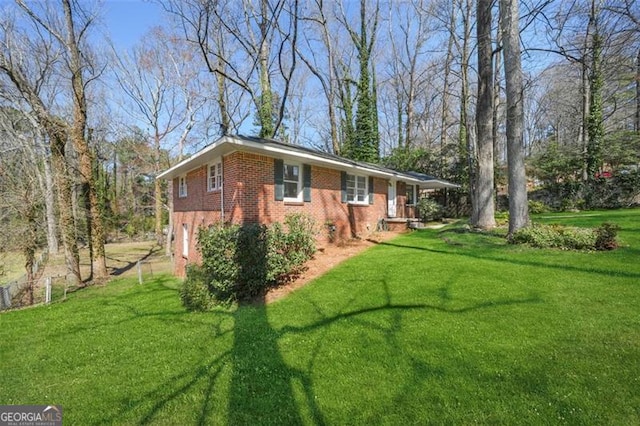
[396,181,407,218]
[173,165,222,213]
[170,151,391,276]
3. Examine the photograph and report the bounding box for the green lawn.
[1,209,639,424]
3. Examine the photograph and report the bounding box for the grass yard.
[1,208,639,424]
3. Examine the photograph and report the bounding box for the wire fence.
[0,256,159,311]
[0,274,83,311]
[0,251,55,311]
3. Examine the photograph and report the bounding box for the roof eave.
[157,135,460,189]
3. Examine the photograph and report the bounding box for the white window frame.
[178,175,187,198]
[207,159,223,192]
[283,162,303,202]
[406,184,416,206]
[182,223,189,257]
[346,173,368,204]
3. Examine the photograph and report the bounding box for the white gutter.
[157,135,460,188]
[156,135,234,180]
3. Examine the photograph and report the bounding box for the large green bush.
[268,214,316,283]
[528,200,550,214]
[416,198,444,222]
[197,222,241,303]
[594,222,620,250]
[511,222,619,251]
[182,214,317,308]
[180,265,215,311]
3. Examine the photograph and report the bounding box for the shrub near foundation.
[183,214,317,309]
[180,265,215,311]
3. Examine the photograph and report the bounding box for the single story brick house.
[158,135,457,276]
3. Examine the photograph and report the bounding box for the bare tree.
[604,0,640,133]
[440,0,457,166]
[297,0,341,152]
[500,0,529,234]
[384,0,434,150]
[458,0,475,219]
[163,0,299,139]
[0,6,82,284]
[0,108,46,303]
[57,0,108,280]
[475,0,496,229]
[113,27,206,245]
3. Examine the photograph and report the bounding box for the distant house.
[158,135,457,276]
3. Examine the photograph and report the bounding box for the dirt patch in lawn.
[264,230,406,304]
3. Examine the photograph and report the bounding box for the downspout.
[220,156,225,223]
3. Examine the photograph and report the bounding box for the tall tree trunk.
[475,0,496,229]
[351,0,380,163]
[154,131,163,246]
[337,63,356,157]
[165,185,174,258]
[63,0,107,281]
[39,137,59,254]
[493,10,503,204]
[216,49,230,135]
[500,0,529,235]
[23,199,37,306]
[635,48,639,133]
[324,29,339,154]
[258,0,274,138]
[440,1,456,174]
[50,130,81,285]
[580,46,591,181]
[460,0,476,221]
[112,149,119,216]
[586,0,604,183]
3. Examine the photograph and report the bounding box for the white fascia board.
[157,135,459,188]
[418,180,461,189]
[156,135,233,180]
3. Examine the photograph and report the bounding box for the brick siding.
[171,151,392,276]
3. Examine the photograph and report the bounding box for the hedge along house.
[157,135,458,276]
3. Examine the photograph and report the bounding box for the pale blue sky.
[103,0,164,49]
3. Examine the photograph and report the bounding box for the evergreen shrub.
[594,222,620,250]
[528,200,550,214]
[511,222,619,251]
[416,198,444,222]
[182,214,317,309]
[180,265,215,311]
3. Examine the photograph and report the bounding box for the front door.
[388,180,397,217]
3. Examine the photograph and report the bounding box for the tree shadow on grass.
[95,265,542,424]
[108,245,162,277]
[228,299,327,425]
[373,238,640,280]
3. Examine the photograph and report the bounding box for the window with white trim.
[182,223,189,257]
[346,173,367,204]
[406,184,416,205]
[207,160,222,191]
[283,163,302,201]
[178,175,187,198]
